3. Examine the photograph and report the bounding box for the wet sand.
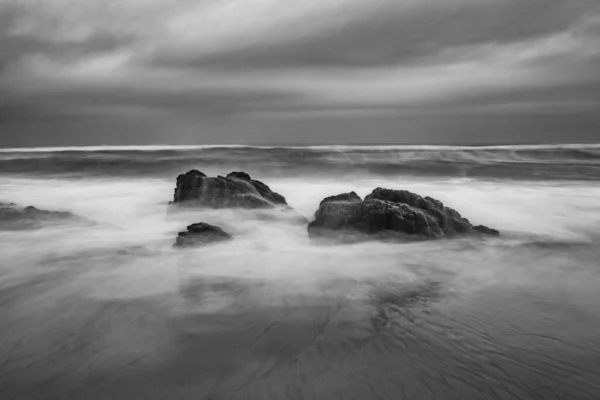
[2,239,600,400]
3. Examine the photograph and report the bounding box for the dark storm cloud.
[0,2,133,66]
[0,0,599,145]
[148,0,598,70]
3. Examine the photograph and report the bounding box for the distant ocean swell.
[1,144,599,180]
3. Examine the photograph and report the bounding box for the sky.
[0,0,599,146]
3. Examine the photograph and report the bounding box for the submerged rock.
[307,188,499,242]
[0,202,87,230]
[174,222,233,248]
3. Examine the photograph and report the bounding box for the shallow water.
[1,146,600,399]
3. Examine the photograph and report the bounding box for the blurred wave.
[1,144,600,180]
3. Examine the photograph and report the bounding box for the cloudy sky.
[1,0,599,146]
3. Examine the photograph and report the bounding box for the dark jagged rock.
[169,170,308,224]
[0,202,87,230]
[171,170,288,209]
[319,191,362,205]
[174,222,233,248]
[226,171,252,181]
[308,187,499,243]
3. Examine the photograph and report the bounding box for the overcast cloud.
[1,0,599,145]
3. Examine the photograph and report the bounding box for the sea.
[1,144,600,400]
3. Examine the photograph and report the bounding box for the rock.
[308,187,499,242]
[171,170,288,209]
[174,222,233,248]
[319,191,362,205]
[226,171,252,181]
[0,202,87,230]
[169,170,307,223]
[472,225,500,236]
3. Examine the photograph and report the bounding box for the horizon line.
[2,143,600,153]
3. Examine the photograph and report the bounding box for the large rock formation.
[171,170,288,209]
[174,222,233,248]
[307,188,499,242]
[169,170,308,224]
[0,202,87,230]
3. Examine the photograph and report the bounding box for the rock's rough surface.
[319,192,363,205]
[171,170,288,209]
[0,202,85,230]
[472,225,501,236]
[174,222,233,248]
[308,188,499,242]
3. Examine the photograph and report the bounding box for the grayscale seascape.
[2,0,600,398]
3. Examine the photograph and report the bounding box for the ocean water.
[1,144,600,400]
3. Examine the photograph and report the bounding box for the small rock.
[174,222,233,248]
[1,202,88,230]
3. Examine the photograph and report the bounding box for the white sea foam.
[1,171,600,399]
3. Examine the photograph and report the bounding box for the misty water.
[1,146,600,399]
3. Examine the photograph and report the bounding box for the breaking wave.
[1,144,600,180]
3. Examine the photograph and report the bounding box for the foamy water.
[1,147,600,399]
